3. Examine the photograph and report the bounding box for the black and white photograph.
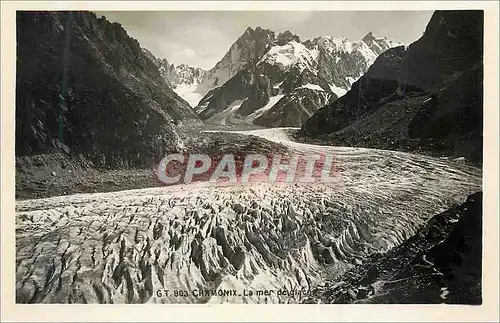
[1,1,499,322]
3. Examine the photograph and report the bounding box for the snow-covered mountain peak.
[357,34,403,66]
[256,31,398,73]
[257,40,319,72]
[140,47,207,108]
[172,64,206,87]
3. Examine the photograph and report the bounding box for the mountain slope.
[300,45,407,134]
[196,30,401,127]
[300,10,483,163]
[141,47,174,88]
[16,11,200,168]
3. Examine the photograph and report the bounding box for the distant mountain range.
[197,29,401,127]
[144,27,401,127]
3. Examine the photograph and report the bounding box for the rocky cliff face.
[398,11,483,91]
[196,27,277,95]
[142,48,207,91]
[16,11,200,169]
[196,29,401,127]
[300,10,483,163]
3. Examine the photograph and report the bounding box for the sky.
[96,11,434,70]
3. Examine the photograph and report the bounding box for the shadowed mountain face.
[16,11,200,168]
[300,10,483,163]
[398,10,483,90]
